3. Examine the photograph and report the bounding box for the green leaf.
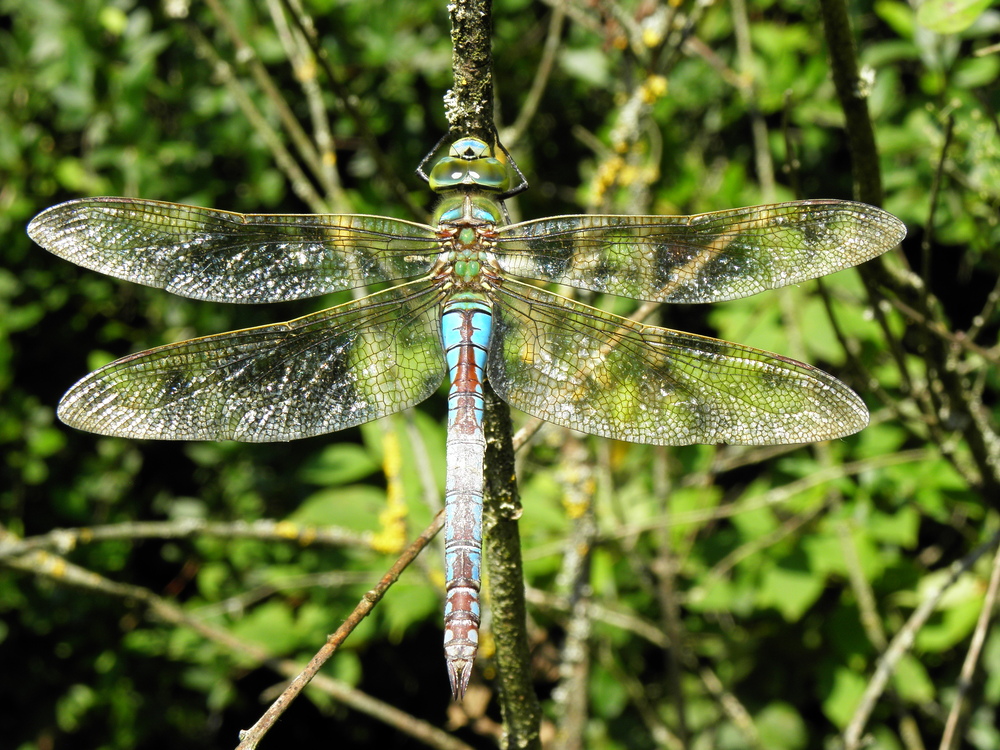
[823,667,866,729]
[299,442,379,486]
[865,504,919,547]
[56,683,98,732]
[892,654,935,703]
[382,583,439,638]
[229,600,298,654]
[757,558,825,621]
[916,0,994,33]
[197,561,229,600]
[876,0,917,39]
[289,484,386,528]
[559,48,610,86]
[914,593,984,652]
[756,702,808,750]
[590,661,629,718]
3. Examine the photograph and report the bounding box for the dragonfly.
[28,136,905,699]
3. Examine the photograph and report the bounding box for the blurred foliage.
[2,0,999,748]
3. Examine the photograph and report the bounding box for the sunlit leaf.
[916,0,994,33]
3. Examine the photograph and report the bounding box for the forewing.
[488,279,868,445]
[58,280,446,441]
[494,200,904,303]
[28,198,441,302]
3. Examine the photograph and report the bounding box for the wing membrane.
[488,279,867,445]
[58,280,447,441]
[494,200,904,303]
[28,198,441,303]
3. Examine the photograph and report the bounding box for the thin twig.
[599,639,685,749]
[651,447,690,746]
[921,115,955,283]
[5,522,464,749]
[886,295,1000,366]
[966,273,1000,342]
[2,518,373,559]
[194,570,382,618]
[939,537,1000,749]
[822,0,1000,497]
[731,0,776,202]
[444,0,543,740]
[202,0,335,207]
[184,23,326,211]
[613,448,934,538]
[502,1,566,147]
[484,384,543,749]
[266,0,346,208]
[706,493,833,581]
[843,530,1000,749]
[276,0,422,218]
[550,436,597,750]
[525,587,668,646]
[236,512,445,748]
[818,0,883,204]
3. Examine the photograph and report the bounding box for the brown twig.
[275,0,423,218]
[843,530,1000,749]
[236,512,445,748]
[939,538,1000,749]
[2,518,373,559]
[4,519,463,749]
[443,0,543,740]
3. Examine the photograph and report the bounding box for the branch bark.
[444,0,496,142]
[818,0,883,205]
[485,384,543,749]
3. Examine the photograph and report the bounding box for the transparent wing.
[494,200,904,303]
[58,280,446,441]
[28,198,441,303]
[488,279,868,445]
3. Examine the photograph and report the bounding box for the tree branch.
[484,384,542,748]
[443,0,495,141]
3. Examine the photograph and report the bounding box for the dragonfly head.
[428,137,512,195]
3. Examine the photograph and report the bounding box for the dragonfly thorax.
[453,257,482,282]
[444,240,495,285]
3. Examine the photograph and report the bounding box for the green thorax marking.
[451,226,485,283]
[453,257,482,282]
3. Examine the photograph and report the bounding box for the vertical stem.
[445,0,496,141]
[818,0,883,205]
[484,384,543,749]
